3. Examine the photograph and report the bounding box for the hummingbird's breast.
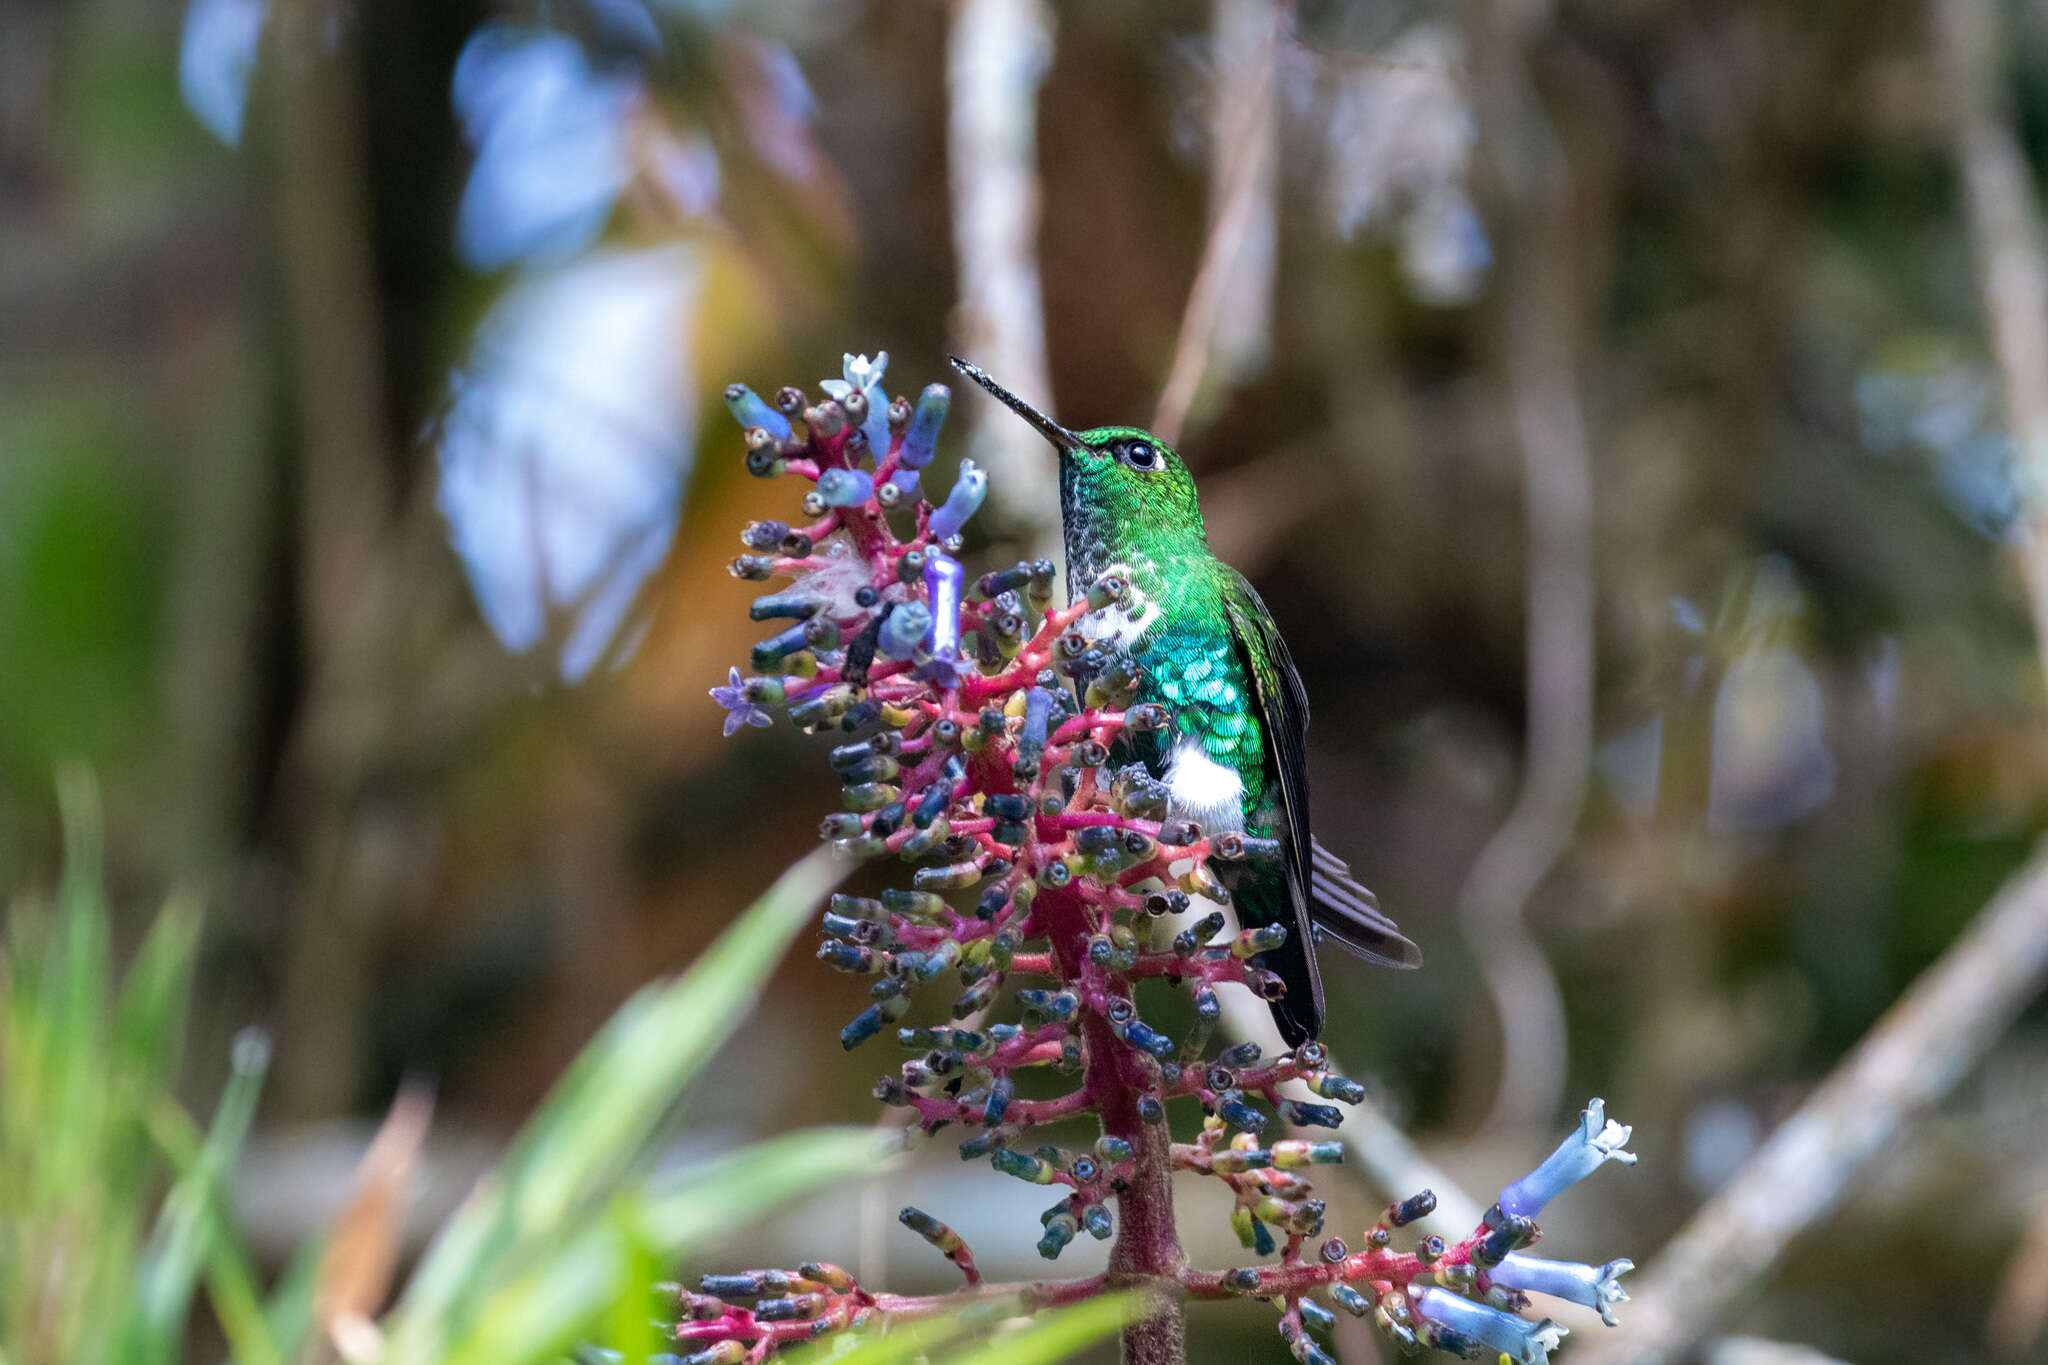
[1057,458,1268,830]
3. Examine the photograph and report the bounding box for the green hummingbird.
[950,357,1421,1046]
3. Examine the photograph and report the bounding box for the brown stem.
[1106,1120,1187,1365]
[1037,881,1188,1365]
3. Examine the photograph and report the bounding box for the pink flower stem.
[1030,878,1189,1365]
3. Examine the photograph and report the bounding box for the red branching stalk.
[696,359,1636,1365]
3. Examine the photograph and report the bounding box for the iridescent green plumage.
[952,361,1421,1044]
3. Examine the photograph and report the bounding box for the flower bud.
[1174,912,1227,954]
[1330,1283,1372,1318]
[817,468,874,507]
[1232,923,1288,958]
[1216,1091,1266,1132]
[726,382,794,439]
[901,384,949,470]
[879,603,933,660]
[1036,1210,1077,1259]
[842,782,900,813]
[930,462,987,539]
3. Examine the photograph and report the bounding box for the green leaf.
[431,1127,881,1365]
[257,1229,329,1364]
[794,1308,986,1365]
[939,1292,1148,1365]
[123,1028,270,1363]
[381,848,846,1365]
[141,1094,283,1365]
[636,1126,881,1254]
[112,893,201,1097]
[504,847,846,1233]
[47,765,113,1202]
[792,1292,1147,1365]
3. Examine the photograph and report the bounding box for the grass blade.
[382,847,845,1364]
[938,1291,1148,1365]
[123,1028,270,1363]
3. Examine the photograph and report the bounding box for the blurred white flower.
[1708,644,1835,832]
[179,0,266,146]
[1597,714,1664,823]
[1856,350,2021,537]
[436,246,702,681]
[1322,24,1489,305]
[452,26,645,270]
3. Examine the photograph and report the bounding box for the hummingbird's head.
[948,356,1203,534]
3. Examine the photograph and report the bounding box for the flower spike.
[691,351,1639,1364]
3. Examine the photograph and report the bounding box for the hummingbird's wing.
[1219,568,1325,1043]
[1220,569,1422,973]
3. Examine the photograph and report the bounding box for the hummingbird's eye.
[1120,439,1160,470]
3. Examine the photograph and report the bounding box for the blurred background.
[5,0,2048,1360]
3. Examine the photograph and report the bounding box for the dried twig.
[1577,840,2048,1365]
[1215,989,1487,1233]
[314,1082,435,1364]
[1151,0,1280,447]
[1935,0,2048,676]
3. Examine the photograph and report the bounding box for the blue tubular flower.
[920,552,965,687]
[724,382,792,439]
[879,603,932,660]
[890,383,951,498]
[817,468,875,507]
[822,352,892,456]
[1414,1288,1567,1364]
[1498,1098,1638,1220]
[901,383,950,469]
[709,666,773,736]
[924,553,964,659]
[1490,1253,1635,1328]
[930,461,988,540]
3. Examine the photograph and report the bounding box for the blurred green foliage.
[0,413,161,776]
[0,779,1141,1363]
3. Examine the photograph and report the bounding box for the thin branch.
[1215,989,1487,1233]
[1151,0,1280,447]
[1456,0,1590,1135]
[1202,0,1280,389]
[947,0,1060,534]
[1576,839,2048,1365]
[1936,0,2048,676]
[1704,1338,1860,1365]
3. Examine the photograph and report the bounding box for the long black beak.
[948,355,1082,453]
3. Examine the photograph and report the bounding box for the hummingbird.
[950,357,1420,1046]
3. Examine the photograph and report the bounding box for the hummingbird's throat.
[1060,466,1173,599]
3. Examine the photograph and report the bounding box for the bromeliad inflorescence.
[687,351,1637,1364]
